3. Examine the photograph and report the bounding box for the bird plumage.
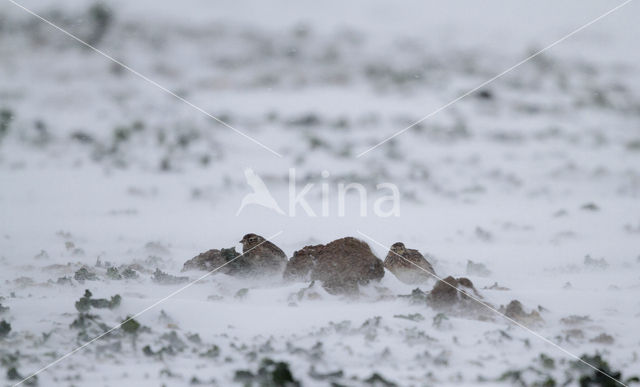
[236,233,287,277]
[384,242,435,284]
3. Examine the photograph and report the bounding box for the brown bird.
[236,233,287,277]
[384,242,436,284]
[314,237,385,294]
[284,237,385,294]
[283,244,324,281]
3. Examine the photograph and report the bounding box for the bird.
[236,168,285,216]
[384,242,436,284]
[283,244,324,281]
[300,237,385,294]
[236,233,288,277]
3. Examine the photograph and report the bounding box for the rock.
[427,276,480,309]
[427,277,497,320]
[504,300,525,318]
[393,313,425,322]
[121,267,139,279]
[398,288,428,304]
[120,316,141,334]
[284,237,384,294]
[106,267,122,280]
[383,242,435,284]
[182,247,239,273]
[74,267,97,281]
[590,333,614,344]
[581,202,599,211]
[0,320,11,338]
[364,373,397,386]
[476,89,494,100]
[308,367,344,381]
[234,358,300,387]
[560,315,591,325]
[152,269,189,285]
[502,300,544,325]
[75,289,121,312]
[484,282,509,290]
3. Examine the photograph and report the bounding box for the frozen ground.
[1,0,640,386]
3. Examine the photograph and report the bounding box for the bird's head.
[390,242,406,255]
[240,233,265,249]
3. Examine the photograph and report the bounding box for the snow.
[1,0,639,385]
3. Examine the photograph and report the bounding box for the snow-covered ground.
[1,0,640,385]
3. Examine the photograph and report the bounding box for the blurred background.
[0,1,639,384]
[1,0,638,256]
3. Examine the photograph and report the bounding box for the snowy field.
[1,0,640,386]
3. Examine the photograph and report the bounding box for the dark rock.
[200,344,220,358]
[398,288,428,304]
[234,370,254,384]
[152,269,189,285]
[502,300,543,325]
[74,267,98,281]
[308,367,343,381]
[70,313,107,332]
[364,372,397,386]
[182,248,231,273]
[234,358,300,387]
[477,89,493,100]
[71,131,94,144]
[75,289,121,312]
[504,300,525,318]
[484,282,509,290]
[122,267,139,279]
[287,113,321,127]
[106,267,122,280]
[6,367,37,386]
[427,276,481,309]
[581,202,599,211]
[393,313,424,322]
[6,367,20,380]
[0,320,11,338]
[590,333,614,344]
[121,316,141,334]
[574,354,629,387]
